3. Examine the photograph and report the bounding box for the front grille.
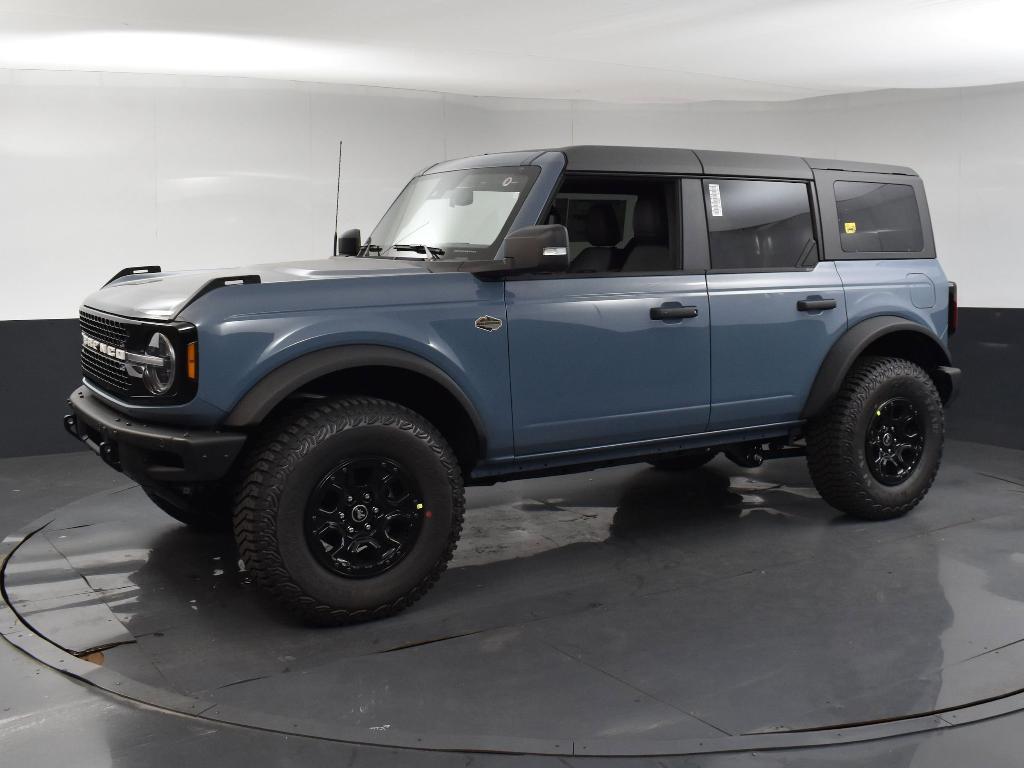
[80,310,129,347]
[80,310,131,395]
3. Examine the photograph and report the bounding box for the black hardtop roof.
[557,145,917,178]
[424,145,916,178]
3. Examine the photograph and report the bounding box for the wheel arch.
[224,345,487,471]
[802,316,954,419]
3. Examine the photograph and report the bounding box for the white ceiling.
[2,0,1024,103]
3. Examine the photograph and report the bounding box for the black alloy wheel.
[865,397,925,486]
[306,457,425,578]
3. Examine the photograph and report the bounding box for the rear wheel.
[233,397,464,626]
[648,448,717,472]
[806,356,943,520]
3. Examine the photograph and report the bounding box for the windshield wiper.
[392,243,445,260]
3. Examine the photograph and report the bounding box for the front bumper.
[65,386,246,485]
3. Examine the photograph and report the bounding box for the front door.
[505,176,711,456]
[701,177,847,431]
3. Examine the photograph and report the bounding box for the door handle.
[797,298,837,312]
[650,305,699,320]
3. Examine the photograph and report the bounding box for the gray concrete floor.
[3,442,1024,766]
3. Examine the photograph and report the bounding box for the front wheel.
[806,356,944,521]
[233,397,464,626]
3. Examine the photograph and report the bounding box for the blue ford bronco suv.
[66,146,960,625]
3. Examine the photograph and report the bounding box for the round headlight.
[142,332,176,395]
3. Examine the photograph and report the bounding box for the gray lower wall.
[944,308,1024,450]
[0,308,1020,460]
[0,319,82,458]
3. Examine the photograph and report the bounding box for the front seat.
[570,203,621,273]
[621,196,673,272]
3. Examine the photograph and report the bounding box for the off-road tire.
[145,486,233,532]
[648,449,718,472]
[233,397,465,626]
[806,356,944,521]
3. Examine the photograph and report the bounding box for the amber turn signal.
[186,341,198,380]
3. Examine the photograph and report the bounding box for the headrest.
[633,196,667,242]
[586,203,621,247]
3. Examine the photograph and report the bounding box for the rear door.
[703,178,847,431]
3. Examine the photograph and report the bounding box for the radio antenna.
[332,140,343,256]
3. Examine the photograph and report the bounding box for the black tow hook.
[63,413,79,439]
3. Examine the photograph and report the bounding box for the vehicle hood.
[81,258,431,321]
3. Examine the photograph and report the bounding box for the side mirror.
[336,228,361,257]
[503,225,570,273]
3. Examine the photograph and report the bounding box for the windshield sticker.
[708,183,723,217]
[844,221,857,234]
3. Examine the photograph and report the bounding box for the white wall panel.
[154,77,312,271]
[957,84,1024,310]
[0,71,156,319]
[309,84,444,260]
[442,95,571,159]
[1,70,1022,319]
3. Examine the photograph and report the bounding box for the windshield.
[364,166,539,261]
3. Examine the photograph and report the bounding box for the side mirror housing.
[501,224,571,274]
[336,228,361,257]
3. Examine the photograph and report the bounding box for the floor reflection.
[13,453,1024,741]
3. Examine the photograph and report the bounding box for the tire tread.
[232,397,464,626]
[806,356,943,521]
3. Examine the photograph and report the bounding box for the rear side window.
[834,181,923,253]
[704,179,818,270]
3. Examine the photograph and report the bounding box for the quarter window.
[704,179,817,270]
[834,181,924,253]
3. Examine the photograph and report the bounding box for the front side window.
[834,181,923,253]
[704,179,817,270]
[366,166,538,261]
[544,176,677,273]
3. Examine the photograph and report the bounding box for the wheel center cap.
[883,433,893,446]
[351,504,369,523]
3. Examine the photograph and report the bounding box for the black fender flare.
[801,316,953,419]
[223,345,488,452]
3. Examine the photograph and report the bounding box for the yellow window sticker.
[844,221,857,234]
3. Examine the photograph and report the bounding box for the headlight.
[141,332,176,395]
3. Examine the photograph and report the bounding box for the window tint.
[704,180,817,270]
[549,195,632,258]
[545,177,677,273]
[834,181,923,253]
